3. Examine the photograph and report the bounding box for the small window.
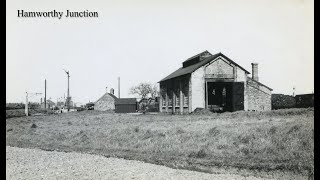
[175,84,180,107]
[162,95,166,107]
[168,97,173,106]
[175,95,180,107]
[182,79,189,107]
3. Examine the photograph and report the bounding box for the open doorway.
[206,82,244,112]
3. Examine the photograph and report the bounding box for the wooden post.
[165,88,168,113]
[159,84,163,113]
[25,92,28,116]
[205,81,208,109]
[172,88,175,114]
[44,79,46,109]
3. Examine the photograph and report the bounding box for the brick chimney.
[251,63,259,81]
[110,88,114,95]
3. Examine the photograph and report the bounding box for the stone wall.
[247,79,272,111]
[94,93,116,111]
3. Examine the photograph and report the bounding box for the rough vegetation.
[6,108,314,178]
[6,109,55,119]
[271,94,296,109]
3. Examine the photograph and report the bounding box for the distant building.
[56,101,65,108]
[94,88,117,111]
[158,51,273,113]
[115,98,137,113]
[86,102,95,110]
[41,99,55,109]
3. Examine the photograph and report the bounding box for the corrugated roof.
[159,52,250,82]
[115,98,137,105]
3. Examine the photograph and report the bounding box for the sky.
[6,0,314,104]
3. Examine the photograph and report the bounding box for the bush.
[272,94,296,109]
[6,103,25,110]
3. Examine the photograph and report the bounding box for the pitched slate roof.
[247,77,273,91]
[115,98,137,105]
[95,93,117,104]
[159,52,250,82]
[182,50,211,63]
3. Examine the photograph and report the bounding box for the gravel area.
[6,146,273,180]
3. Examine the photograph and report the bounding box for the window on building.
[168,96,173,107]
[182,80,189,107]
[175,81,180,107]
[167,89,173,107]
[162,94,166,107]
[160,84,166,107]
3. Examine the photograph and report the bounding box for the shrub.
[272,94,296,109]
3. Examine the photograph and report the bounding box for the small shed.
[115,98,137,113]
[85,102,95,110]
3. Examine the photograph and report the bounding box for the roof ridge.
[159,52,251,82]
[247,77,273,91]
[182,50,211,63]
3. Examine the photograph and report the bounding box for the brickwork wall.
[247,79,272,111]
[94,93,116,111]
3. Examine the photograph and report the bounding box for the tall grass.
[6,108,314,176]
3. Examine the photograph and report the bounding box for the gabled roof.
[95,93,117,104]
[159,52,250,82]
[247,77,273,91]
[182,50,211,63]
[115,98,137,105]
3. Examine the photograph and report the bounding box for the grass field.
[6,109,55,119]
[6,108,314,178]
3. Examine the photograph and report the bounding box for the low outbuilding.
[115,98,137,113]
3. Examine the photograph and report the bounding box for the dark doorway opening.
[206,82,244,112]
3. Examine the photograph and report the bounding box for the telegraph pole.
[63,69,70,111]
[118,77,120,98]
[25,92,28,116]
[44,79,47,109]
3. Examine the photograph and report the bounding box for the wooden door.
[232,82,244,111]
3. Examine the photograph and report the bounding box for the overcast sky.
[6,0,314,104]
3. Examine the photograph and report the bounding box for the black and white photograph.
[6,0,314,179]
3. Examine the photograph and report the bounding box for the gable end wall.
[247,80,271,111]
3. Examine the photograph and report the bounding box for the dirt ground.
[6,146,278,180]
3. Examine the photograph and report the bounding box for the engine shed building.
[158,51,273,114]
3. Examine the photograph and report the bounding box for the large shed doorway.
[206,82,244,112]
